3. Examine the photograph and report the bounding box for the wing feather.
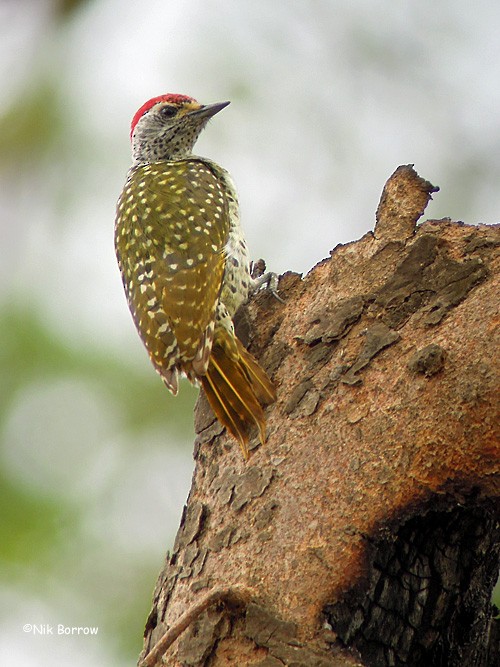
[123,161,230,376]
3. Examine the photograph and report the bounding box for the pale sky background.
[0,1,499,664]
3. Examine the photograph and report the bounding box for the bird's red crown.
[130,94,197,138]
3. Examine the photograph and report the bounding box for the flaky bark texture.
[139,165,499,667]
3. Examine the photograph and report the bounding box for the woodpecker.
[115,94,277,459]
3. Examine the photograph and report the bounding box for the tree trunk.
[138,166,499,667]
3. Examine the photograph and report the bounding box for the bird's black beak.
[188,101,230,120]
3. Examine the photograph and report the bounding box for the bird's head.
[130,94,229,164]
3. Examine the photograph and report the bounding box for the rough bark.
[139,165,500,667]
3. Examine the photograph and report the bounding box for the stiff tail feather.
[200,336,276,459]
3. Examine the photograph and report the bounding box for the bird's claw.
[250,270,284,303]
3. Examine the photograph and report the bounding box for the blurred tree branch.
[139,166,499,667]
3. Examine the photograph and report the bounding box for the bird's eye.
[160,105,177,118]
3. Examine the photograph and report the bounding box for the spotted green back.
[115,159,230,377]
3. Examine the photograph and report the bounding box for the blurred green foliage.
[0,304,196,437]
[0,83,61,163]
[54,0,89,19]
[0,301,195,662]
[0,467,79,568]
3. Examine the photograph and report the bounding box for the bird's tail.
[200,331,276,459]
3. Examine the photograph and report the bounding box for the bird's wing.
[139,161,230,368]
